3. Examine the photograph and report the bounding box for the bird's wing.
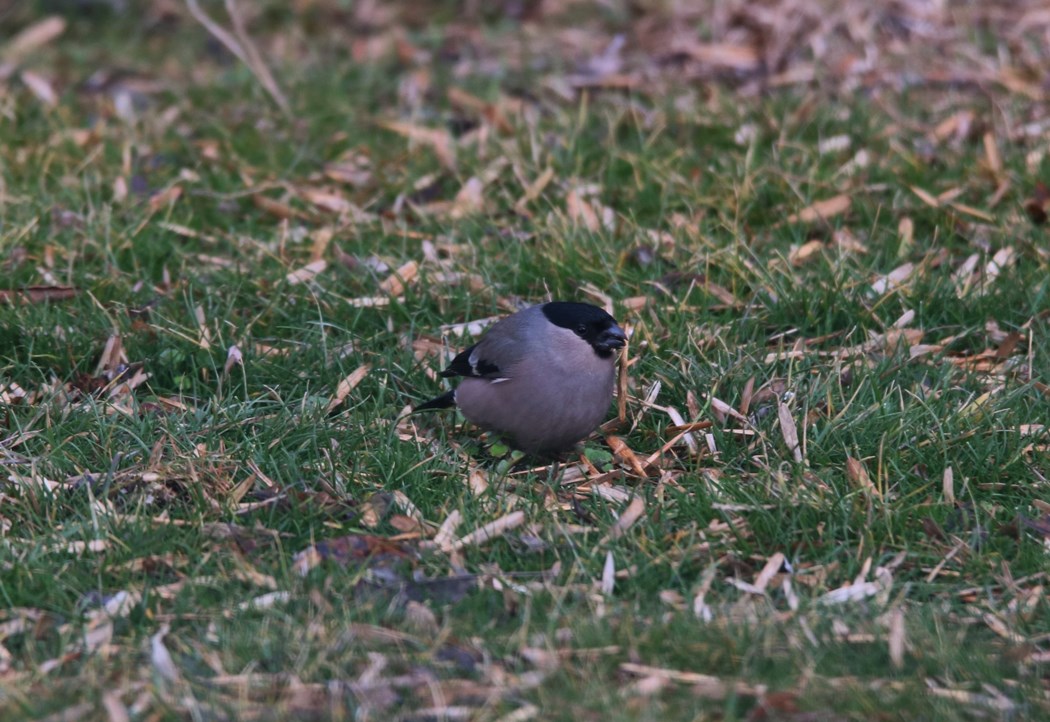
[439,342,504,378]
[439,320,528,380]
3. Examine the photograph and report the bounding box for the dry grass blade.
[515,167,554,214]
[185,0,290,114]
[449,511,524,551]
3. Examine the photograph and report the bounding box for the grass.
[2,2,1050,719]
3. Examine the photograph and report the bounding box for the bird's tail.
[414,390,456,411]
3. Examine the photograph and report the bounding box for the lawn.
[1,1,1049,719]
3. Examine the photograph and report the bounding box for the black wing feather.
[415,390,456,411]
[439,344,501,378]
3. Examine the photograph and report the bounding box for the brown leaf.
[253,194,301,220]
[515,167,554,214]
[910,185,941,209]
[378,260,418,296]
[2,16,66,63]
[606,435,650,477]
[378,120,456,170]
[285,259,327,285]
[0,286,77,304]
[148,185,182,213]
[20,70,57,106]
[789,239,824,266]
[223,345,243,375]
[298,187,353,215]
[983,131,1003,178]
[327,364,371,412]
[846,456,881,499]
[777,400,802,462]
[603,496,646,542]
[449,511,526,551]
[672,41,760,71]
[566,189,601,231]
[448,177,485,219]
[324,150,372,187]
[786,194,850,224]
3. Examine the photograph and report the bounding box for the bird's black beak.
[597,325,627,352]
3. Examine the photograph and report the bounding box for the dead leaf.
[846,456,881,499]
[254,194,301,220]
[786,194,850,224]
[603,497,645,542]
[672,41,760,70]
[789,239,824,265]
[20,70,57,106]
[224,345,243,375]
[910,185,941,209]
[327,364,372,412]
[450,511,525,551]
[983,131,1003,177]
[566,189,601,231]
[148,185,182,213]
[378,120,456,170]
[448,177,485,219]
[601,551,615,596]
[2,16,66,63]
[515,167,554,213]
[777,400,802,462]
[286,259,327,285]
[298,187,354,215]
[150,624,180,685]
[379,260,418,296]
[325,150,372,187]
[0,286,77,304]
[871,262,916,295]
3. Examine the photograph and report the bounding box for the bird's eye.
[574,324,588,337]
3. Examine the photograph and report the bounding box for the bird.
[415,301,627,454]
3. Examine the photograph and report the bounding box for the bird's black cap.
[542,302,624,357]
[541,302,617,330]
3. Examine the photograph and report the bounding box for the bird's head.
[542,302,626,358]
